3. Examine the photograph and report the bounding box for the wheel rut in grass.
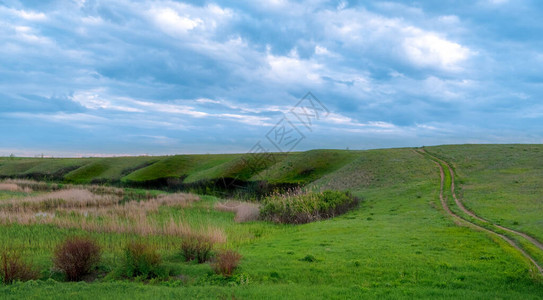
[415,149,543,276]
[421,150,543,253]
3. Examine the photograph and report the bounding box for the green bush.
[260,190,359,224]
[181,235,214,263]
[121,241,162,279]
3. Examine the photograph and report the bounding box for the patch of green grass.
[256,150,360,184]
[121,155,238,184]
[183,156,256,183]
[427,145,543,243]
[0,159,91,179]
[64,157,159,184]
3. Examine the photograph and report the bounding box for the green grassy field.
[0,146,542,299]
[427,145,543,243]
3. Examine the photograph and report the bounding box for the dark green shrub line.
[260,190,360,224]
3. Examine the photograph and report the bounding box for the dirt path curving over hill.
[423,150,543,254]
[416,149,543,276]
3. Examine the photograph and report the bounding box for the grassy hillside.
[0,145,542,298]
[427,145,543,243]
[64,156,160,184]
[0,158,91,180]
[0,150,366,190]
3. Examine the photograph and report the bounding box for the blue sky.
[1,0,542,156]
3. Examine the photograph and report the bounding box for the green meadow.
[0,146,542,299]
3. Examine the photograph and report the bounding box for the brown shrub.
[181,235,214,263]
[0,250,40,284]
[212,250,242,277]
[53,236,101,281]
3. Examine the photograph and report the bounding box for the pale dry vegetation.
[0,183,31,193]
[214,200,260,222]
[0,181,225,243]
[1,179,58,192]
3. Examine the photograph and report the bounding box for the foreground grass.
[1,148,542,298]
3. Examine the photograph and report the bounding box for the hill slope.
[1,146,542,298]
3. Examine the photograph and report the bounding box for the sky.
[1,0,543,157]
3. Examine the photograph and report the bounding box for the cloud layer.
[1,0,542,156]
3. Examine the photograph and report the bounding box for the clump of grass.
[181,235,214,263]
[214,200,260,222]
[0,249,40,284]
[299,254,318,262]
[0,183,25,192]
[122,241,162,279]
[212,250,242,277]
[260,189,360,224]
[53,236,101,281]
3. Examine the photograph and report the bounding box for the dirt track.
[416,149,543,276]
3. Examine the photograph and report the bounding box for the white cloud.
[71,90,143,112]
[195,98,221,104]
[146,3,233,38]
[324,113,396,129]
[487,0,509,4]
[69,90,278,127]
[11,9,47,21]
[318,8,472,71]
[12,25,52,45]
[216,113,272,126]
[131,100,208,117]
[315,45,330,55]
[7,112,107,125]
[402,30,471,70]
[149,7,202,36]
[265,51,323,85]
[438,15,460,24]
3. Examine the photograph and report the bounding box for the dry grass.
[0,183,22,192]
[0,189,120,212]
[2,179,55,192]
[0,185,226,243]
[214,200,260,222]
[211,249,242,277]
[0,183,32,193]
[0,189,198,212]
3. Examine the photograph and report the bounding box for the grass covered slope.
[0,158,91,180]
[64,156,160,184]
[121,154,241,185]
[1,148,542,298]
[255,150,360,185]
[427,144,543,243]
[0,150,365,189]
